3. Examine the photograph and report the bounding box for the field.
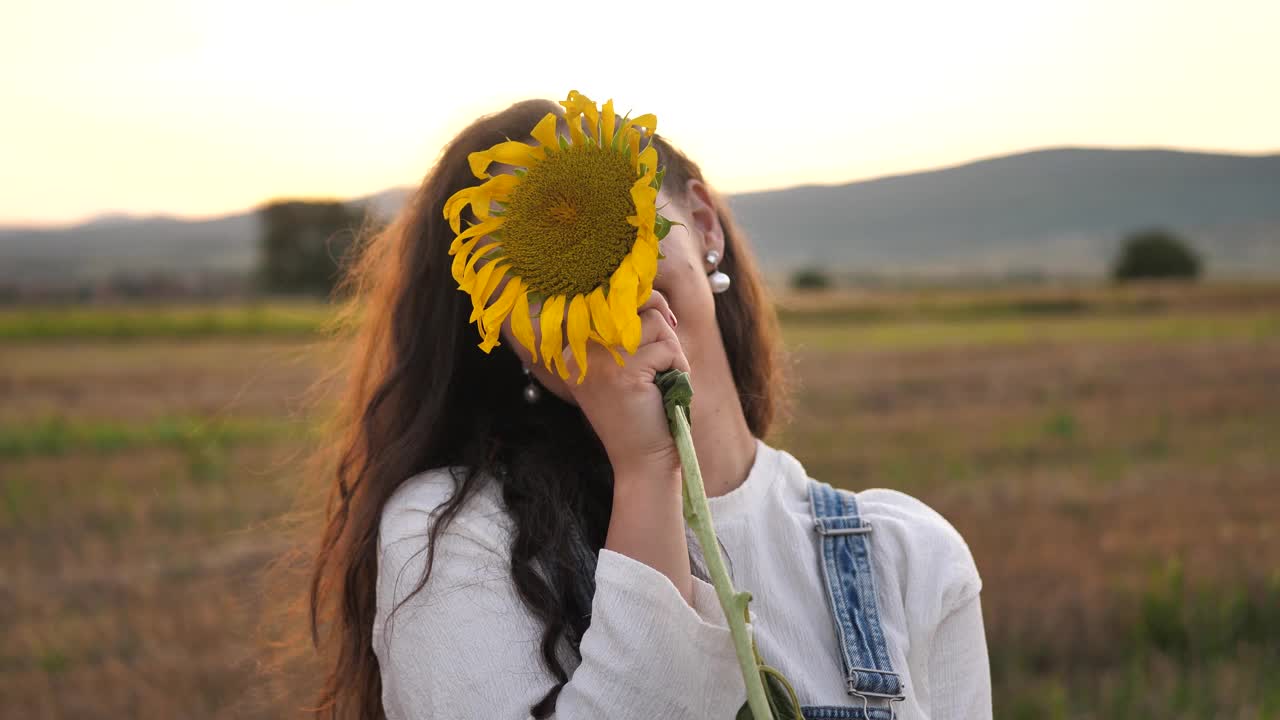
[2,283,1278,719]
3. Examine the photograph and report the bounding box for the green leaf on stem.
[735,666,802,720]
[655,214,674,241]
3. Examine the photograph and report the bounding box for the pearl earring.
[522,366,541,404]
[705,249,731,294]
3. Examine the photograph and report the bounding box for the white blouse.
[374,439,991,719]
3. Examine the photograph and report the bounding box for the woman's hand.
[564,290,688,475]
[563,290,696,602]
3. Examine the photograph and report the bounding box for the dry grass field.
[2,283,1278,719]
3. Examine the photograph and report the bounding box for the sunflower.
[443,90,675,384]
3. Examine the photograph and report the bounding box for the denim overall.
[800,480,906,720]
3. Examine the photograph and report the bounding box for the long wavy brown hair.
[294,97,786,718]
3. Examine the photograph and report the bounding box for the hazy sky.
[2,0,1277,226]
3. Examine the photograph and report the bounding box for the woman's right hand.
[564,290,689,477]
[564,289,696,603]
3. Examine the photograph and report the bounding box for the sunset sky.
[2,0,1277,226]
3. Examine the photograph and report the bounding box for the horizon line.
[5,143,1278,231]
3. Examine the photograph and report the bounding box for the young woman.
[307,98,991,719]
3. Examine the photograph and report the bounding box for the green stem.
[657,370,774,720]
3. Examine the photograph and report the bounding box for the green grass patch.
[4,284,1277,342]
[777,401,1280,497]
[0,416,308,459]
[993,564,1280,719]
[777,297,1093,325]
[0,302,337,340]
[783,310,1280,351]
[776,281,1280,326]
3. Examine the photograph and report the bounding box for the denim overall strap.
[808,480,906,714]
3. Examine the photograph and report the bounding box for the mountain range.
[2,147,1277,284]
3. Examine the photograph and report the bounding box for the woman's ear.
[684,177,725,263]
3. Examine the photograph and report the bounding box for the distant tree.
[258,200,366,295]
[1112,228,1202,282]
[790,267,833,291]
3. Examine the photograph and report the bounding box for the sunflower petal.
[560,90,603,145]
[609,259,642,353]
[629,180,658,231]
[530,113,559,152]
[566,294,591,383]
[636,144,659,177]
[459,242,498,291]
[444,176,518,232]
[510,285,538,363]
[619,113,657,140]
[479,272,519,332]
[601,99,616,149]
[560,91,588,146]
[566,91,600,144]
[627,130,641,165]
[539,294,569,380]
[628,239,659,306]
[564,112,585,146]
[589,331,625,367]
[468,141,544,179]
[587,286,618,346]
[479,278,522,352]
[443,188,468,233]
[469,262,506,321]
[450,235,481,285]
[448,216,503,255]
[480,173,520,202]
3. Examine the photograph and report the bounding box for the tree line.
[254,201,1203,296]
[257,200,370,296]
[787,228,1203,291]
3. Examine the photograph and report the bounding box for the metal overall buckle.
[813,519,874,536]
[848,669,906,720]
